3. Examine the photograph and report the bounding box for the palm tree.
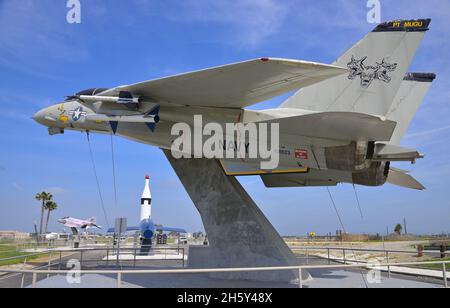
[44,201,58,235]
[394,224,403,235]
[35,192,53,235]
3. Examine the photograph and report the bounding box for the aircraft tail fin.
[387,73,436,144]
[281,19,431,117]
[388,167,425,190]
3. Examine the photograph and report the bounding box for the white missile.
[85,114,159,124]
[140,175,152,221]
[79,95,141,104]
[77,90,141,105]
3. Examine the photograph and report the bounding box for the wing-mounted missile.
[66,88,161,133]
[78,91,141,105]
[85,105,161,134]
[67,91,141,108]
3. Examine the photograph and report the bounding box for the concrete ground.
[0,246,446,288]
[28,268,442,288]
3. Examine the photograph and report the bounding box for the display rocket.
[140,175,152,221]
[139,175,155,240]
[106,175,185,248]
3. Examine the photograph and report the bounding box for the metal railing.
[291,246,447,263]
[0,246,186,270]
[0,245,448,288]
[0,260,448,289]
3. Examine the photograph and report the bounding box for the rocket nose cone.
[145,175,150,180]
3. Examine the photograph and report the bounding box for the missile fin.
[110,121,119,134]
[146,122,156,132]
[146,106,160,117]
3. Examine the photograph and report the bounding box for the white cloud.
[133,0,290,48]
[45,187,69,196]
[12,182,24,191]
[406,125,450,139]
[180,0,289,48]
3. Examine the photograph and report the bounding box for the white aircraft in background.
[58,217,101,230]
[45,232,59,241]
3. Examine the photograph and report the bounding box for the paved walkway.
[28,268,442,288]
[311,252,448,280]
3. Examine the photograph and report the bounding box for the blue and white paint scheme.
[68,106,87,122]
[140,175,154,239]
[107,175,186,242]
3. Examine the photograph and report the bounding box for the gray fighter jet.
[34,19,435,190]
[58,217,101,230]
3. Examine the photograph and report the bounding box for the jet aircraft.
[34,19,435,191]
[58,217,101,230]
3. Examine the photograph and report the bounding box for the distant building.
[0,231,31,240]
[192,232,205,239]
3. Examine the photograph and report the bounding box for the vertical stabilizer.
[387,73,436,144]
[281,19,431,117]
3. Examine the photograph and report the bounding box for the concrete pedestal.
[164,150,309,282]
[140,238,152,255]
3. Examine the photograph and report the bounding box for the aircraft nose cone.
[33,109,46,125]
[33,106,58,127]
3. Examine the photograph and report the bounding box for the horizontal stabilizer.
[100,58,347,108]
[373,143,423,163]
[259,112,397,142]
[387,168,425,190]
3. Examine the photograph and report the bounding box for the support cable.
[353,184,364,220]
[326,187,369,288]
[110,133,118,209]
[326,187,346,232]
[86,132,110,229]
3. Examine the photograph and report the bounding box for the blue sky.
[0,0,449,235]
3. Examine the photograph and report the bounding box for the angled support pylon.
[164,150,310,282]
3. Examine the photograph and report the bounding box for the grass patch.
[413,258,450,271]
[0,245,30,266]
[0,245,50,267]
[0,239,14,245]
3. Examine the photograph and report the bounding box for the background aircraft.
[58,217,101,230]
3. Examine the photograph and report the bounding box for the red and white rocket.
[140,175,152,221]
